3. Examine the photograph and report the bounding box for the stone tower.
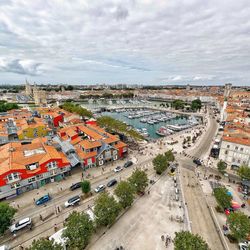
[25,80,32,96]
[224,83,232,98]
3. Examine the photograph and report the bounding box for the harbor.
[98,107,200,139]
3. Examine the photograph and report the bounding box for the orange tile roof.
[76,148,97,159]
[222,135,250,146]
[0,138,69,175]
[79,140,102,149]
[114,141,127,149]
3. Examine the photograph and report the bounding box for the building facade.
[0,138,71,200]
[219,138,250,168]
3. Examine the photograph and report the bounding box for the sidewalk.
[9,156,130,213]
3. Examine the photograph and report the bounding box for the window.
[26,162,38,171]
[28,177,36,183]
[227,145,230,149]
[235,146,238,150]
[47,161,57,170]
[225,150,228,155]
[237,159,241,164]
[240,148,244,152]
[7,172,20,182]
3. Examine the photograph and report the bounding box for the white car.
[10,217,32,233]
[114,166,123,173]
[239,241,250,250]
[94,184,106,193]
[64,195,81,208]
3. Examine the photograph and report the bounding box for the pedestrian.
[57,206,60,213]
[161,235,164,241]
[54,223,57,232]
[39,214,43,221]
[148,190,150,195]
[18,245,24,250]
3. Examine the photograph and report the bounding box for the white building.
[219,137,250,167]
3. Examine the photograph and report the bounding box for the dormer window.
[26,162,39,171]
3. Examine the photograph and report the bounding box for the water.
[101,111,189,139]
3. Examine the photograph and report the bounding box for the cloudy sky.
[0,0,250,85]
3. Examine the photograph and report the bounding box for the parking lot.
[88,172,185,250]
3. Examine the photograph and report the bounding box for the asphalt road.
[0,160,156,249]
[177,115,225,250]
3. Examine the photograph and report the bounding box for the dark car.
[193,159,202,166]
[35,194,51,205]
[124,161,133,168]
[107,179,117,187]
[70,182,82,191]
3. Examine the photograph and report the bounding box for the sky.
[0,0,250,86]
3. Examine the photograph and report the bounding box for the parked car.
[35,194,51,205]
[65,195,81,208]
[124,161,133,168]
[107,179,117,187]
[70,182,82,191]
[193,159,202,166]
[94,184,106,193]
[239,241,249,250]
[114,166,123,173]
[10,217,32,233]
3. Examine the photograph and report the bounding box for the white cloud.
[0,0,250,84]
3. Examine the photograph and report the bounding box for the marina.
[98,107,200,139]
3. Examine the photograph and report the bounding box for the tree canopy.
[0,102,19,112]
[165,150,175,162]
[217,160,227,174]
[227,211,250,242]
[191,99,202,111]
[213,187,232,209]
[174,231,210,250]
[63,211,94,249]
[28,238,63,250]
[97,116,143,141]
[0,202,16,235]
[153,154,169,175]
[60,102,92,118]
[237,165,250,180]
[94,192,121,227]
[81,180,91,194]
[129,169,148,193]
[172,99,185,110]
[114,181,135,208]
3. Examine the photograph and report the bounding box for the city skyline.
[0,0,250,85]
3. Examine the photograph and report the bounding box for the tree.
[81,180,91,195]
[97,116,143,141]
[191,99,202,111]
[172,99,185,110]
[153,154,169,175]
[129,169,148,193]
[165,150,175,162]
[213,187,232,209]
[63,211,94,249]
[0,202,16,235]
[227,212,250,242]
[28,238,63,250]
[94,192,121,227]
[114,181,135,208]
[217,160,227,174]
[237,165,250,180]
[174,231,210,250]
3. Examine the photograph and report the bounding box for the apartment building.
[0,138,71,200]
[219,134,250,168]
[58,124,127,169]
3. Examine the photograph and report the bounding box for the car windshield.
[69,197,78,202]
